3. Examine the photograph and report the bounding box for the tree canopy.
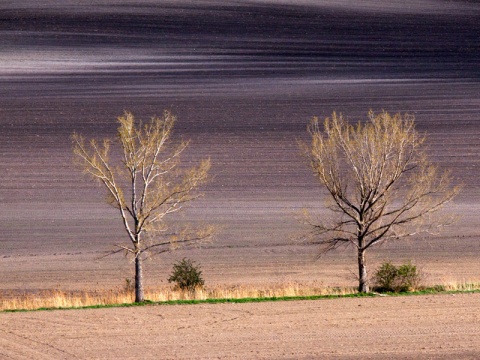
[72,111,212,302]
[303,111,460,292]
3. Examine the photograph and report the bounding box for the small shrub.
[373,261,422,293]
[396,262,421,292]
[373,261,398,292]
[168,258,205,292]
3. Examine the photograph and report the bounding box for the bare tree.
[302,111,460,293]
[72,111,212,302]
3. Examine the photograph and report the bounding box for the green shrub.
[168,258,205,292]
[396,262,421,292]
[373,261,399,292]
[373,261,421,293]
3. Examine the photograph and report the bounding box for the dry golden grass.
[437,278,480,292]
[0,281,354,311]
[3,278,480,312]
[150,281,354,302]
[0,289,135,312]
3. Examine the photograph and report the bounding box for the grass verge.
[0,281,353,312]
[2,292,377,313]
[2,283,480,313]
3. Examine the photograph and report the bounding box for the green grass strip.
[3,288,480,313]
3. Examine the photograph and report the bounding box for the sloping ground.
[1,293,479,359]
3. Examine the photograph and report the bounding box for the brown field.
[1,293,480,359]
[1,1,480,358]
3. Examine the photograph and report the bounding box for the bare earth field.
[0,0,479,293]
[1,1,480,358]
[2,293,480,359]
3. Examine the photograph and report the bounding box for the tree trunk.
[357,248,369,293]
[135,254,145,302]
